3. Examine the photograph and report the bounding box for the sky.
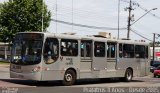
[1,0,160,42]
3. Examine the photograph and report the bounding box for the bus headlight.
[32,66,41,72]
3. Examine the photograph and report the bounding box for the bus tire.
[62,69,76,86]
[123,69,133,82]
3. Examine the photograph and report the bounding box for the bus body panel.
[41,59,64,80]
[10,32,150,83]
[10,63,42,80]
[80,57,93,78]
[118,58,140,76]
[10,70,42,81]
[139,58,150,76]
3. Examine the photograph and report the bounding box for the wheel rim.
[127,71,132,80]
[65,73,72,82]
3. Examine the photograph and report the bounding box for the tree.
[0,0,51,42]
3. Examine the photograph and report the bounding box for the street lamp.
[130,8,157,60]
[127,8,157,39]
[131,8,157,26]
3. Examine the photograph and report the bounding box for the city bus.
[10,32,150,85]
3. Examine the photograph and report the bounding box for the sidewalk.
[0,66,10,80]
[0,64,9,68]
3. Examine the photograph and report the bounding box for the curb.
[0,64,10,68]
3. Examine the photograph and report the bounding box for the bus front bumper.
[10,71,42,81]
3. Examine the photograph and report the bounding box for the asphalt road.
[1,65,160,93]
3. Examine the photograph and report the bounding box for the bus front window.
[11,40,42,65]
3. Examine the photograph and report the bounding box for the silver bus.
[10,32,150,85]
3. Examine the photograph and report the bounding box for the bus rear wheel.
[62,69,76,86]
[123,69,133,82]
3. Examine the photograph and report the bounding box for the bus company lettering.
[66,58,73,65]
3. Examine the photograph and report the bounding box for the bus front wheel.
[62,69,76,86]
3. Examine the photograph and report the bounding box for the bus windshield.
[11,33,43,65]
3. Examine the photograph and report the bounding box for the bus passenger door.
[80,40,92,78]
[92,41,107,78]
[107,42,117,71]
[41,38,60,80]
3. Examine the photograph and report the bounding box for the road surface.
[1,64,160,93]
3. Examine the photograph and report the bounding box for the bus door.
[42,38,60,80]
[135,45,149,76]
[92,42,106,72]
[107,42,117,71]
[80,40,92,73]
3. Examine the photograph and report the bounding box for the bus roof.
[16,32,149,45]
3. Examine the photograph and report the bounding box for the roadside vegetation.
[0,0,51,43]
[0,61,10,65]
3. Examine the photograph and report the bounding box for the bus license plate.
[12,65,21,69]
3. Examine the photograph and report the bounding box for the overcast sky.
[1,0,160,42]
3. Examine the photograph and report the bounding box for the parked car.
[154,66,160,78]
[150,60,160,73]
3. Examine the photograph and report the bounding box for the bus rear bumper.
[10,71,41,81]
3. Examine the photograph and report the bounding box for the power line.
[52,19,127,30]
[121,0,160,19]
[52,0,154,41]
[135,4,160,19]
[54,5,113,21]
[53,18,152,41]
[53,5,116,27]
[131,29,152,41]
[121,0,159,41]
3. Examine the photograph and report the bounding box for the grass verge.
[0,61,10,65]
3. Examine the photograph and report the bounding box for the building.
[0,42,11,61]
[150,47,160,60]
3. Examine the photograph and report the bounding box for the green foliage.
[0,61,10,65]
[0,0,51,42]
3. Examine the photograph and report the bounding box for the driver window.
[43,38,59,64]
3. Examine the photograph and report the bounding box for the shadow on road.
[0,78,144,87]
[0,79,61,86]
[75,78,144,85]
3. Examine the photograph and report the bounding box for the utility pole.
[127,0,132,39]
[117,0,120,39]
[153,33,155,61]
[42,0,44,32]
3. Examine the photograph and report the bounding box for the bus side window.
[119,44,123,58]
[81,40,92,57]
[111,45,116,58]
[43,38,59,64]
[81,43,85,57]
[123,44,134,58]
[123,51,129,58]
[86,43,91,57]
[61,39,78,56]
[135,45,145,58]
[94,42,105,57]
[107,42,116,58]
[145,46,148,58]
